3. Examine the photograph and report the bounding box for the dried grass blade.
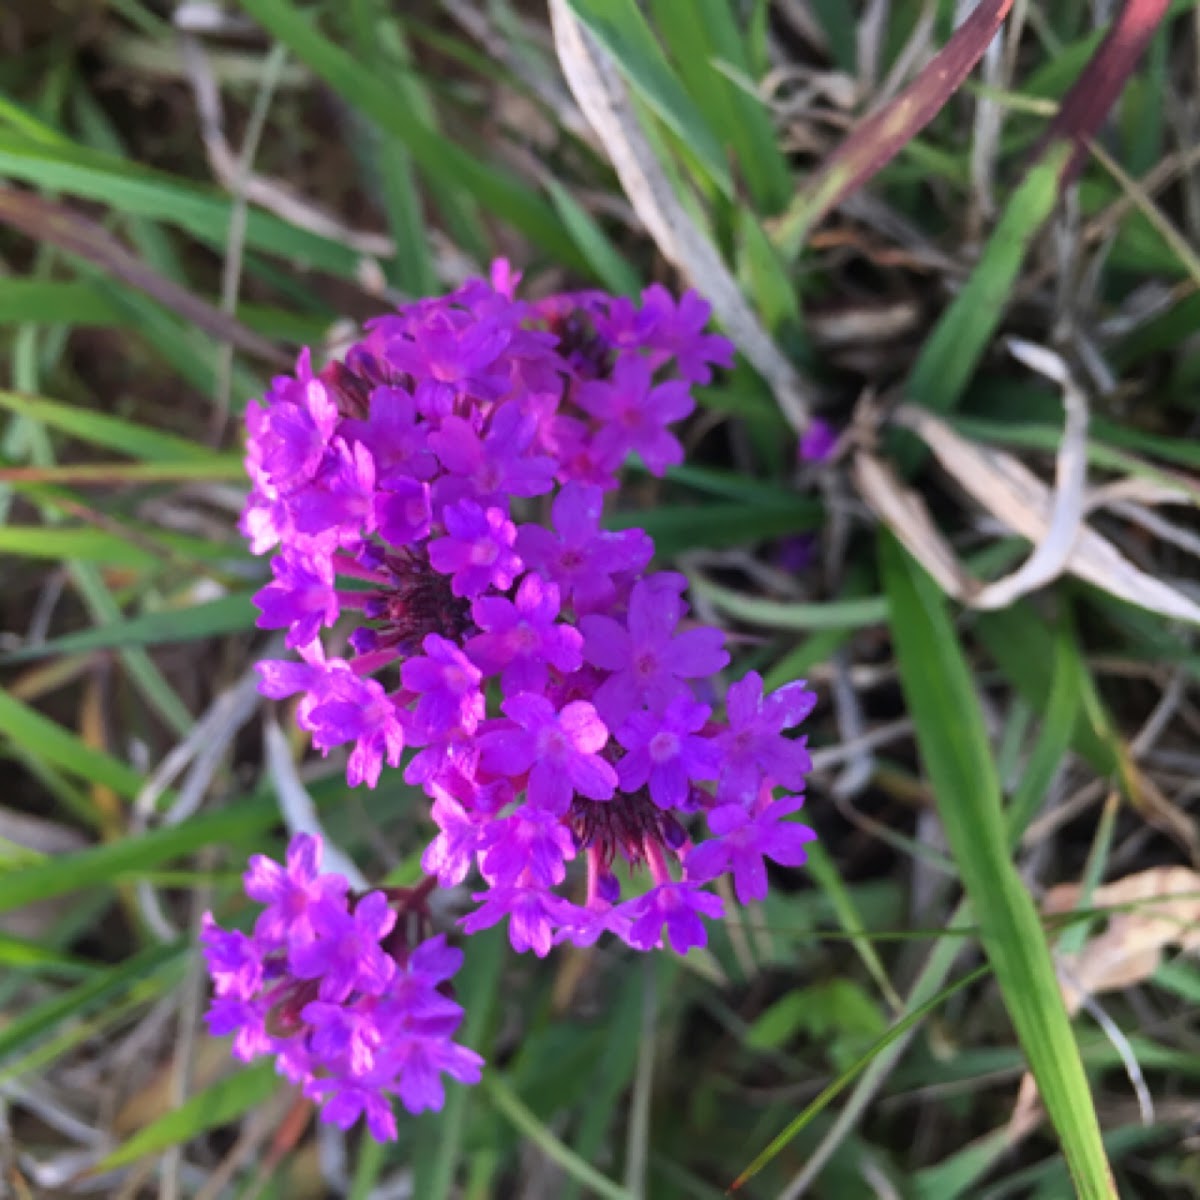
[1036,0,1172,182]
[771,0,1016,257]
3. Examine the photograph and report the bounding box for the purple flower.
[386,1036,484,1115]
[686,794,816,903]
[422,789,486,886]
[430,403,555,508]
[478,693,616,813]
[291,438,378,543]
[717,671,816,803]
[582,574,729,725]
[427,499,522,598]
[206,995,270,1061]
[637,285,734,384]
[230,267,818,987]
[243,833,349,945]
[374,478,432,547]
[302,1001,383,1076]
[515,483,652,613]
[204,835,483,1144]
[255,355,340,492]
[479,806,576,888]
[200,914,262,999]
[311,1074,400,1142]
[626,882,725,954]
[402,634,485,739]
[577,357,693,475]
[253,551,340,649]
[289,891,397,1003]
[799,418,837,463]
[303,671,406,789]
[461,885,570,957]
[382,310,511,396]
[616,695,720,809]
[341,385,436,485]
[466,574,583,694]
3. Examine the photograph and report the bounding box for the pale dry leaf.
[1046,865,1200,1012]
[548,0,813,433]
[855,397,1200,623]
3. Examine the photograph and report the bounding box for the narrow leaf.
[880,534,1115,1200]
[566,0,733,196]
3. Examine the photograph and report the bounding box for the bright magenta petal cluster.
[210,265,818,1137]
[202,834,482,1142]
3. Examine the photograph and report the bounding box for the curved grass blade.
[0,188,287,367]
[0,687,147,799]
[0,133,360,277]
[0,940,183,1066]
[771,0,1016,258]
[0,798,277,915]
[479,1070,635,1200]
[1,593,257,665]
[730,963,991,1192]
[0,389,223,462]
[880,533,1115,1200]
[98,1061,279,1171]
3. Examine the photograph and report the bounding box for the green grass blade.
[0,389,224,462]
[1,593,257,664]
[0,940,183,1066]
[1003,618,1082,839]
[0,280,125,326]
[99,1061,279,1170]
[566,0,733,197]
[0,133,361,277]
[646,0,791,212]
[611,498,822,556]
[479,1070,635,1200]
[235,0,583,270]
[974,605,1114,775]
[0,686,147,799]
[900,146,1070,470]
[412,927,506,1200]
[0,525,161,568]
[0,798,277,914]
[880,533,1115,1200]
[731,963,991,1191]
[69,562,194,738]
[545,178,641,296]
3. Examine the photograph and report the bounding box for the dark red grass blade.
[1036,0,1171,181]
[0,187,289,368]
[772,0,1015,255]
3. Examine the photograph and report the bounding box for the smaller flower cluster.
[202,834,482,1141]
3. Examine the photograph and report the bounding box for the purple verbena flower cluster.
[202,834,482,1141]
[207,265,819,1139]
